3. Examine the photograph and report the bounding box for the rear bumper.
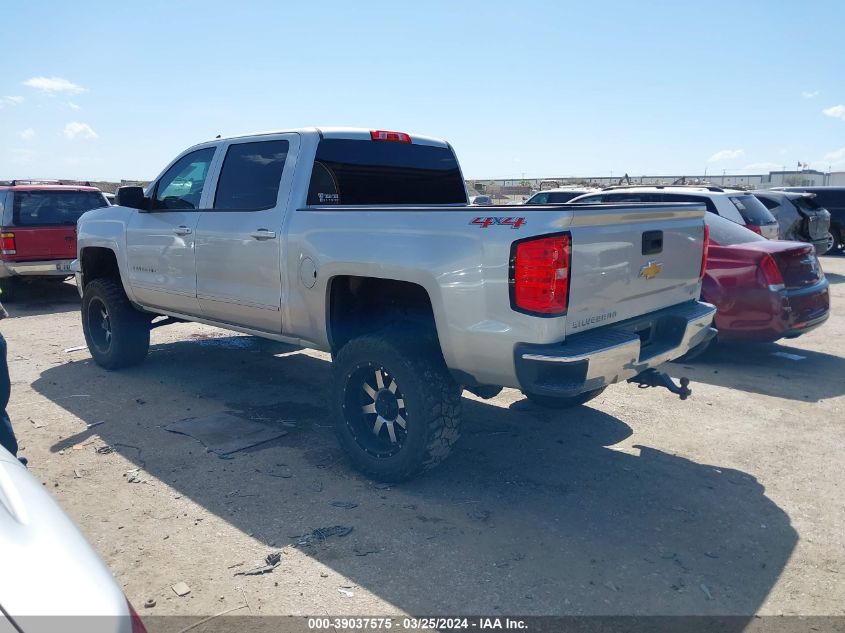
[717,279,830,342]
[0,259,75,278]
[514,301,716,397]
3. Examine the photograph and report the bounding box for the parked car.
[524,187,598,204]
[103,191,116,205]
[774,186,845,253]
[752,190,831,254]
[693,213,828,353]
[0,182,109,300]
[0,445,147,631]
[75,127,715,481]
[569,186,780,239]
[469,195,493,205]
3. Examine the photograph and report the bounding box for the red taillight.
[511,234,571,315]
[745,224,762,235]
[699,224,709,280]
[370,130,412,143]
[127,599,148,633]
[1,232,15,256]
[759,254,785,290]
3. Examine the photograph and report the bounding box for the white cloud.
[802,90,819,99]
[741,162,780,172]
[823,148,845,162]
[823,104,845,120]
[707,149,744,163]
[0,95,24,107]
[66,101,81,110]
[23,76,85,95]
[18,128,36,141]
[9,148,36,165]
[63,121,98,140]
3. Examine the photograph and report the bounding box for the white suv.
[569,186,780,239]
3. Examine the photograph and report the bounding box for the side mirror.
[115,186,149,211]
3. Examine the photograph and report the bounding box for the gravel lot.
[3,256,844,620]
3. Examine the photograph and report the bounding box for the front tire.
[82,278,150,369]
[332,335,462,482]
[523,387,606,409]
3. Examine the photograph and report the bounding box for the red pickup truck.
[0,183,109,300]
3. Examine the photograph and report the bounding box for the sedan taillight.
[510,233,571,315]
[759,254,785,291]
[745,224,762,236]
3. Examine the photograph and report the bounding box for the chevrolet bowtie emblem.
[639,261,663,280]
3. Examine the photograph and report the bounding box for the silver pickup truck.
[74,128,715,481]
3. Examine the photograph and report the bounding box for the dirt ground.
[3,257,844,621]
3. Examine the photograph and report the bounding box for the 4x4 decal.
[470,216,526,229]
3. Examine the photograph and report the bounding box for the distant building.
[471,168,840,191]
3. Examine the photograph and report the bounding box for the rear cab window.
[306,139,466,205]
[10,190,107,226]
[728,195,776,226]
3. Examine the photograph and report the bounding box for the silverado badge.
[639,260,663,280]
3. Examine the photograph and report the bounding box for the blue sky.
[1,0,844,181]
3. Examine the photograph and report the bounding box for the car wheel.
[523,387,607,409]
[830,231,842,254]
[0,278,16,303]
[82,278,150,369]
[332,335,462,482]
[822,232,836,255]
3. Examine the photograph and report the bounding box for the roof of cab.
[201,127,451,148]
[0,184,101,192]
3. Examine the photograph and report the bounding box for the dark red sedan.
[702,213,830,344]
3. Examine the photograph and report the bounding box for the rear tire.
[332,334,462,482]
[0,278,17,303]
[830,230,842,254]
[82,278,150,369]
[523,387,606,409]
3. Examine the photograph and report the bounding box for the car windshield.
[728,195,776,225]
[706,213,766,246]
[12,191,106,226]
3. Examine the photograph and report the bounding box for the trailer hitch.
[628,369,692,400]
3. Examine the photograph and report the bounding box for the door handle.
[250,229,277,240]
[173,226,192,236]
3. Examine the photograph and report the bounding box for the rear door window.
[756,196,780,210]
[606,192,663,203]
[662,193,719,214]
[306,139,466,205]
[526,192,549,204]
[571,194,604,204]
[11,191,107,226]
[546,191,583,203]
[213,140,289,210]
[728,195,776,226]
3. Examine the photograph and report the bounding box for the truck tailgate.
[3,226,77,261]
[564,203,705,337]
